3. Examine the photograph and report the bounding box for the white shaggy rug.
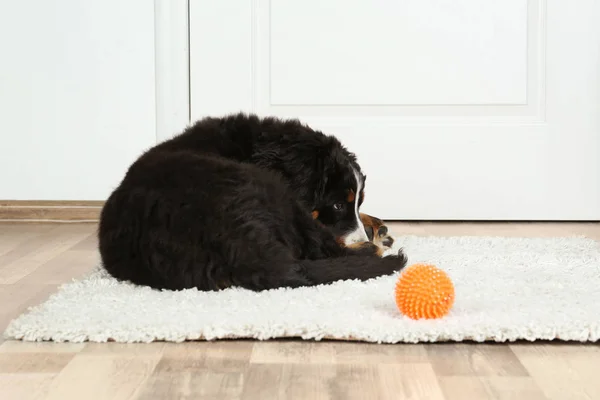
[4,235,600,344]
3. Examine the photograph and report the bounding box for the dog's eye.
[332,203,345,211]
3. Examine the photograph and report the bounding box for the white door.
[188,0,600,221]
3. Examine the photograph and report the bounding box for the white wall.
[0,1,157,200]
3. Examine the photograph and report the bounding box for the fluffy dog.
[98,113,407,291]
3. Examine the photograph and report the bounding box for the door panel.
[189,0,600,220]
[269,0,527,105]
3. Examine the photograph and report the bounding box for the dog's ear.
[252,135,322,206]
[252,129,347,209]
[311,149,334,205]
[252,136,312,180]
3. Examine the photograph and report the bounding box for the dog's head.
[252,119,370,245]
[309,148,370,245]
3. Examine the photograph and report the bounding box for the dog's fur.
[98,113,407,291]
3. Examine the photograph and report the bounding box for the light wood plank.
[426,344,530,377]
[0,373,58,400]
[511,343,600,400]
[0,284,60,335]
[0,341,85,354]
[251,340,428,365]
[241,363,383,400]
[0,353,74,373]
[378,363,446,400]
[0,225,55,256]
[437,376,548,400]
[0,225,60,266]
[136,342,250,399]
[138,368,245,400]
[0,225,94,284]
[81,342,166,356]
[17,245,98,285]
[42,349,163,400]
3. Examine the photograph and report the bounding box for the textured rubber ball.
[394,263,455,320]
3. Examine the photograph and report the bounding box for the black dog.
[98,113,407,291]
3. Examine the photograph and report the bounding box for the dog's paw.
[395,247,408,269]
[377,247,409,275]
[374,224,395,250]
[361,213,395,254]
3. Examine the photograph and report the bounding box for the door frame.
[154,0,190,142]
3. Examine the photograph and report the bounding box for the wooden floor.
[1,222,599,400]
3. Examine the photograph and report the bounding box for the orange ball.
[394,263,455,320]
